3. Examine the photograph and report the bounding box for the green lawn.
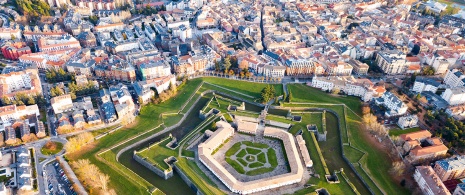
[202,77,283,98]
[136,137,176,170]
[389,127,421,136]
[294,172,356,195]
[289,112,323,135]
[286,83,409,195]
[267,149,278,167]
[41,142,63,155]
[162,114,184,127]
[66,77,277,195]
[225,158,246,174]
[175,158,226,195]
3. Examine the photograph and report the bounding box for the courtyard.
[221,138,285,177]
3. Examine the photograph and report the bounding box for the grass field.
[136,137,176,170]
[41,142,63,155]
[66,77,280,195]
[389,127,421,136]
[225,141,278,176]
[286,83,409,195]
[289,112,323,135]
[202,77,283,98]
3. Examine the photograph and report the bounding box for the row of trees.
[70,159,116,195]
[214,56,239,72]
[15,0,50,18]
[150,82,178,104]
[68,82,99,96]
[362,113,388,137]
[1,93,46,107]
[45,68,74,83]
[436,117,465,149]
[283,89,293,103]
[64,132,94,153]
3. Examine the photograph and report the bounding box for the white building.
[432,58,450,75]
[412,77,440,94]
[446,105,465,120]
[311,76,382,102]
[397,115,418,129]
[414,166,451,195]
[139,60,171,80]
[257,64,286,78]
[444,69,465,88]
[375,50,407,75]
[0,104,40,131]
[453,183,465,195]
[51,94,73,114]
[442,87,465,106]
[375,92,408,117]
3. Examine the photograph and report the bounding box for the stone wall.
[133,153,174,180]
[173,163,204,195]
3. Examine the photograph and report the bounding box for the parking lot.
[44,161,77,195]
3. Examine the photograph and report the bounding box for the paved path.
[57,156,88,195]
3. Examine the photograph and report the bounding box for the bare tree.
[389,161,406,176]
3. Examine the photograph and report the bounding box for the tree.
[389,161,406,177]
[260,85,276,103]
[2,96,11,105]
[223,56,231,71]
[362,104,371,115]
[287,89,293,102]
[422,66,435,76]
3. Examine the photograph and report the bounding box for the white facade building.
[375,50,407,75]
[397,115,419,129]
[444,69,465,88]
[375,92,408,117]
[311,76,381,102]
[442,87,465,106]
[414,166,451,195]
[51,94,73,114]
[412,77,440,94]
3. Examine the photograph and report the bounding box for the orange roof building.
[401,130,448,162]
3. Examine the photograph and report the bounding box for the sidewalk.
[57,156,88,195]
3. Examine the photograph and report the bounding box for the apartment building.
[133,75,176,104]
[257,64,286,78]
[446,105,465,120]
[401,130,448,163]
[0,104,39,131]
[375,92,408,117]
[412,77,440,94]
[348,59,369,75]
[0,27,21,40]
[0,66,42,99]
[19,48,80,70]
[414,166,451,195]
[442,87,465,106]
[94,58,137,82]
[397,115,418,129]
[0,41,32,60]
[453,183,465,195]
[444,69,465,88]
[22,24,66,41]
[37,36,81,52]
[375,50,407,75]
[51,94,73,114]
[434,155,465,181]
[139,60,171,80]
[109,84,135,122]
[322,61,353,76]
[311,76,382,102]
